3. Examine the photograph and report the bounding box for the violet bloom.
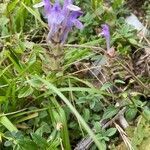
[34,0,83,44]
[99,24,110,51]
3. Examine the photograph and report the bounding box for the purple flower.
[99,24,110,51]
[34,0,83,44]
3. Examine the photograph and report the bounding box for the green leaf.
[0,116,18,132]
[4,140,13,147]
[143,108,150,121]
[129,38,138,45]
[94,122,102,133]
[105,128,117,137]
[31,133,48,148]
[17,139,38,150]
[83,108,90,122]
[18,86,33,98]
[102,106,119,120]
[35,123,51,136]
[7,0,19,12]
[27,78,43,88]
[101,82,112,91]
[125,107,137,121]
[114,79,125,84]
[15,113,38,124]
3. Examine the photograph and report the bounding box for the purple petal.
[43,0,51,16]
[60,28,70,43]
[72,19,84,29]
[67,4,81,11]
[48,1,64,26]
[62,0,73,16]
[62,11,83,31]
[66,11,83,28]
[70,11,83,19]
[63,0,73,9]
[47,24,58,40]
[60,10,83,43]
[47,1,65,39]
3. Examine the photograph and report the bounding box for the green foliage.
[92,122,117,150]
[0,0,149,149]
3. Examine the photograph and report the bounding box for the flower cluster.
[34,0,83,44]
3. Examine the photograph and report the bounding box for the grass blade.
[0,115,18,132]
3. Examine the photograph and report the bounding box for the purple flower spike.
[100,24,110,51]
[34,0,83,44]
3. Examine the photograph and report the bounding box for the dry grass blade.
[114,123,134,150]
